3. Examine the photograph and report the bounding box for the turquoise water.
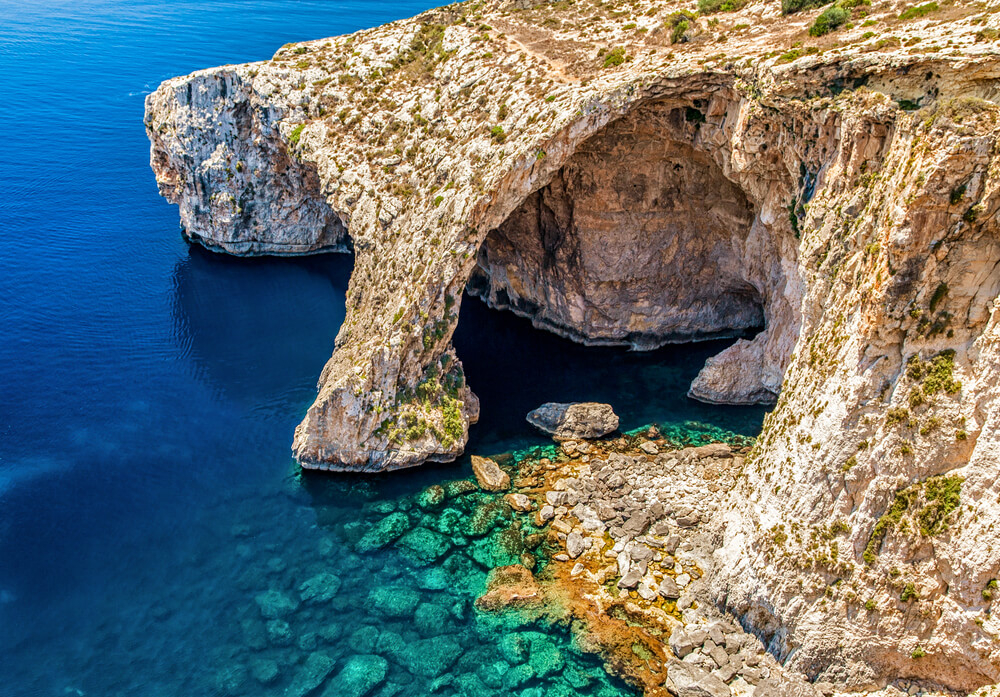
[0,1,766,695]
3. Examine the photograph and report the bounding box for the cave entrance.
[469,100,765,352]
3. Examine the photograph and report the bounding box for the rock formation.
[146,0,1000,691]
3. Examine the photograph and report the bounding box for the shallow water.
[0,1,767,695]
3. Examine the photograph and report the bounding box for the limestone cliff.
[146,0,1000,691]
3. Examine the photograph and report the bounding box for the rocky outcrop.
[146,0,1000,690]
[526,402,620,440]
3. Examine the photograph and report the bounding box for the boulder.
[504,493,533,512]
[526,402,619,440]
[286,652,336,697]
[475,564,545,611]
[471,455,510,491]
[668,660,732,697]
[320,655,387,697]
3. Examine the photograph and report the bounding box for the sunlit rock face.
[146,0,1000,688]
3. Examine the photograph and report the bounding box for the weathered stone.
[471,455,510,491]
[526,402,619,440]
[668,660,732,697]
[566,532,586,559]
[504,493,532,512]
[659,577,681,600]
[396,527,452,564]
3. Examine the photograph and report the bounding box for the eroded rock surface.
[146,0,1000,690]
[526,401,619,440]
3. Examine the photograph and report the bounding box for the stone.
[566,532,586,558]
[617,566,643,590]
[249,659,280,685]
[475,565,544,611]
[528,636,565,678]
[639,441,659,455]
[349,626,379,652]
[526,402,619,440]
[396,527,452,564]
[399,636,462,678]
[321,655,387,697]
[502,664,535,690]
[356,512,410,553]
[504,493,532,512]
[254,589,298,619]
[670,628,708,658]
[637,581,659,601]
[659,576,681,599]
[299,572,342,604]
[366,587,421,618]
[414,602,452,636]
[417,484,445,509]
[266,619,293,646]
[471,455,510,491]
[538,505,555,522]
[287,653,336,697]
[668,660,732,697]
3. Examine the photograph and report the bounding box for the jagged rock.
[617,566,643,590]
[471,455,510,491]
[668,660,732,697]
[526,402,619,440]
[566,532,586,559]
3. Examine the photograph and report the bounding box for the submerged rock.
[298,572,342,604]
[396,527,452,565]
[286,653,336,697]
[475,564,545,612]
[254,589,298,619]
[355,512,410,553]
[321,655,387,697]
[526,402,619,440]
[471,455,510,491]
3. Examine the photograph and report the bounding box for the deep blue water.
[0,2,766,695]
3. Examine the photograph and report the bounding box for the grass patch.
[698,0,747,13]
[863,475,964,564]
[899,1,938,20]
[810,4,849,35]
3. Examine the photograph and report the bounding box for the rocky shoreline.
[474,427,976,697]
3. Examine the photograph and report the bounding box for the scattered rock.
[471,455,510,491]
[526,402,619,440]
[566,532,587,558]
[504,493,533,512]
[366,586,421,618]
[396,527,452,564]
[639,441,659,455]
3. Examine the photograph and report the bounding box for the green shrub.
[665,11,695,43]
[698,0,747,13]
[899,1,938,20]
[911,646,927,659]
[809,5,849,35]
[901,583,918,602]
[289,123,305,145]
[782,0,831,14]
[864,599,877,611]
[929,282,949,312]
[602,46,627,67]
[490,125,506,143]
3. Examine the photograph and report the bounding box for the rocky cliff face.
[145,0,1000,690]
